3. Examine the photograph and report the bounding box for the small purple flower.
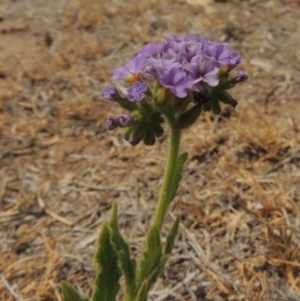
[227,52,241,70]
[145,56,181,77]
[165,40,186,56]
[165,37,206,62]
[101,85,121,101]
[200,43,231,66]
[119,113,133,127]
[112,57,149,82]
[184,55,219,90]
[159,68,193,98]
[127,81,149,101]
[234,71,248,83]
[200,43,242,69]
[177,41,205,61]
[137,42,166,58]
[106,118,119,131]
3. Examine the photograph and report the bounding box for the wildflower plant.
[61,34,248,301]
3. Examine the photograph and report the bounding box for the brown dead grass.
[0,0,300,300]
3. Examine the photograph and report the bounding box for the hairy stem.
[123,289,135,301]
[153,112,181,232]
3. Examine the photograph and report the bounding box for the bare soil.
[1,0,300,300]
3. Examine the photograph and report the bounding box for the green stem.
[123,289,134,301]
[153,112,181,232]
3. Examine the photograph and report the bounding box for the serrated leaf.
[61,281,89,301]
[135,219,180,296]
[108,203,136,298]
[165,216,180,255]
[91,223,121,301]
[168,152,188,204]
[139,219,181,291]
[142,254,169,290]
[135,280,149,301]
[137,226,162,287]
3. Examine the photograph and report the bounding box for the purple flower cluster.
[107,34,243,99]
[101,34,248,146]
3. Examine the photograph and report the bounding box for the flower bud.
[129,137,141,146]
[106,118,119,131]
[101,85,121,101]
[155,88,167,105]
[234,71,248,83]
[124,125,145,146]
[118,113,133,127]
[229,98,238,108]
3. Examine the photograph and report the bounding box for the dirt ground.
[1,0,300,300]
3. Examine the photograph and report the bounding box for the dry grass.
[1,0,300,300]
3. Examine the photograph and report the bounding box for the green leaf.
[135,280,149,301]
[148,254,169,285]
[177,105,202,129]
[124,123,148,145]
[216,71,235,90]
[91,222,121,301]
[210,89,237,109]
[61,281,89,301]
[211,98,221,114]
[143,129,156,145]
[137,226,162,287]
[168,152,188,204]
[165,216,180,255]
[154,123,164,138]
[138,218,180,291]
[202,102,212,112]
[139,254,170,292]
[108,203,136,298]
[119,100,138,112]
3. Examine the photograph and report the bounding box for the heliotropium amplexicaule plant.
[61,34,248,301]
